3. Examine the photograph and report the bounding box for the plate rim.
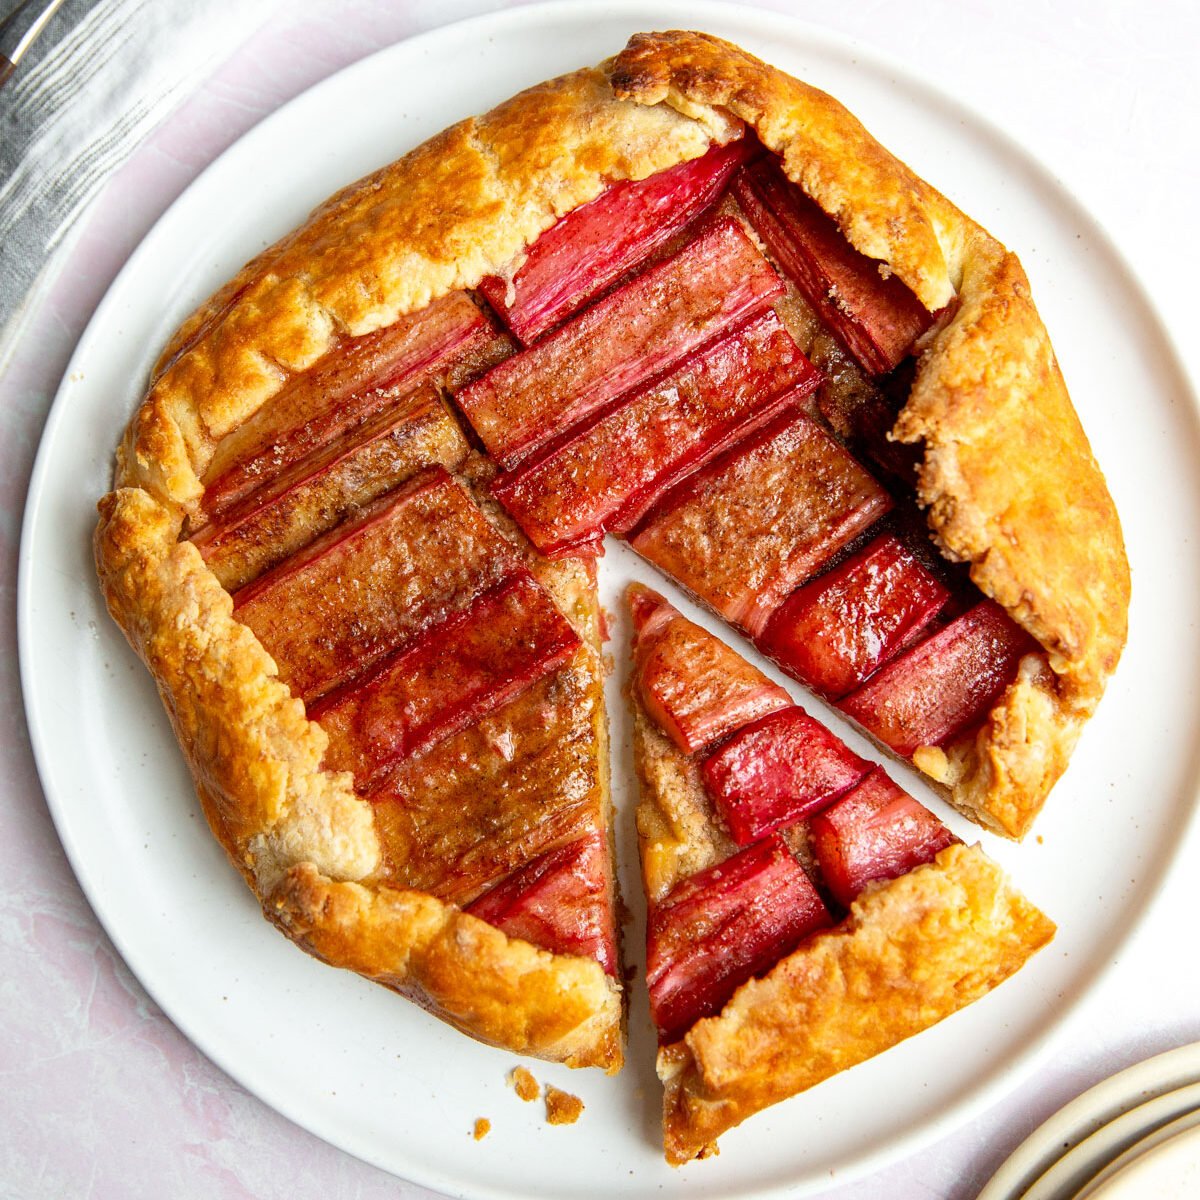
[17,2,1200,1197]
[977,1042,1200,1200]
[1079,1115,1200,1200]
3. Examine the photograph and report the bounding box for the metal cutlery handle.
[0,0,67,88]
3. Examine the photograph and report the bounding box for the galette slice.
[627,584,1054,1163]
[98,290,624,1070]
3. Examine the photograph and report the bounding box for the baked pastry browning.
[628,585,1055,1162]
[659,844,1055,1163]
[608,31,1128,838]
[95,26,1121,1126]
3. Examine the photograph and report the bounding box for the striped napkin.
[0,0,279,365]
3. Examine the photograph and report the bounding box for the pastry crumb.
[508,1065,540,1101]
[545,1085,584,1125]
[472,1117,491,1140]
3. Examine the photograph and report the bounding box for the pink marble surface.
[2,2,1198,1196]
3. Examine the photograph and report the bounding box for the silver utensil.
[0,0,66,89]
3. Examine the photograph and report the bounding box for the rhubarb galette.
[94,29,1125,1087]
[627,585,1054,1162]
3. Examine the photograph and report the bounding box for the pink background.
[2,2,1199,1196]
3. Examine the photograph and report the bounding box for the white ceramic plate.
[1016,1082,1200,1200]
[1080,1119,1200,1200]
[978,1042,1200,1200]
[18,3,1200,1198]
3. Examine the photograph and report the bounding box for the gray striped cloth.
[0,0,278,367]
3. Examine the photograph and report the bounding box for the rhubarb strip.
[631,584,790,756]
[838,600,1037,756]
[733,158,932,375]
[369,656,604,908]
[492,311,817,555]
[233,465,519,703]
[809,769,959,908]
[202,291,496,518]
[193,383,470,591]
[759,532,951,700]
[311,573,581,791]
[631,408,893,636]
[466,831,618,975]
[647,834,831,1044]
[457,216,785,468]
[478,138,753,343]
[701,708,871,846]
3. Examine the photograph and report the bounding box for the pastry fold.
[658,842,1055,1163]
[610,32,1128,837]
[96,31,1121,1069]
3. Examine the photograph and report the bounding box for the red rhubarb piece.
[370,662,603,907]
[192,383,469,591]
[647,834,832,1043]
[733,158,933,375]
[759,532,951,699]
[312,573,581,791]
[202,292,496,519]
[630,408,893,636]
[838,600,1037,756]
[492,310,818,555]
[478,138,753,343]
[457,216,785,468]
[631,585,791,755]
[232,465,520,703]
[809,769,959,908]
[465,831,618,975]
[701,708,871,845]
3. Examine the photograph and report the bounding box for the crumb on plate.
[508,1065,540,1102]
[473,1117,491,1141]
[545,1085,584,1126]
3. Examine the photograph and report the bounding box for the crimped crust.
[629,646,1054,1162]
[95,482,622,1069]
[107,34,1128,844]
[658,842,1055,1163]
[96,32,1120,1072]
[609,32,1128,837]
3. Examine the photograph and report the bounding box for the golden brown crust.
[97,32,1120,1075]
[95,484,623,1072]
[269,864,621,1071]
[94,486,379,888]
[627,646,1054,1162]
[609,31,1128,836]
[658,842,1055,1164]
